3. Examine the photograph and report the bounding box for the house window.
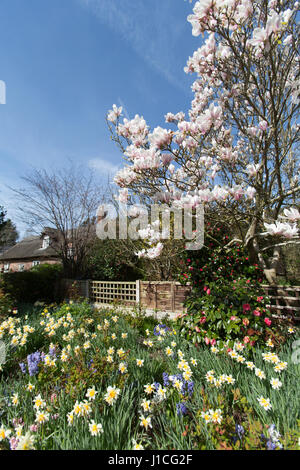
[4,263,10,272]
[32,260,40,267]
[42,236,50,249]
[67,246,74,257]
[18,264,25,272]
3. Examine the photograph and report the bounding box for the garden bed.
[0,301,299,450]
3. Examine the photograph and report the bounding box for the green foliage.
[178,223,281,349]
[0,287,13,319]
[0,205,18,249]
[86,238,141,281]
[180,278,277,349]
[178,222,264,286]
[1,263,63,304]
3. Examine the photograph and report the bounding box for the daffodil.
[86,386,98,401]
[27,383,35,392]
[132,439,144,450]
[139,415,152,430]
[119,362,127,374]
[270,378,283,390]
[141,399,152,413]
[35,411,50,424]
[257,396,272,411]
[144,383,155,395]
[11,393,19,406]
[0,426,11,441]
[16,432,35,450]
[104,386,120,406]
[89,420,103,436]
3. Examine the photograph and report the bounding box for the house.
[0,228,61,273]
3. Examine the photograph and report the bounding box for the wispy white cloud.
[88,157,120,176]
[77,0,189,93]
[117,97,130,120]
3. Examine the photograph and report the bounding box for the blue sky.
[0,0,198,237]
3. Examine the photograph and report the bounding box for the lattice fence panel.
[90,281,137,306]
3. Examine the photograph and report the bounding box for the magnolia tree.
[106,0,300,284]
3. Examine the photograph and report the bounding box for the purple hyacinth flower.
[176,402,188,416]
[19,362,27,374]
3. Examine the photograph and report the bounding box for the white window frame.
[18,264,25,272]
[67,246,74,257]
[4,263,10,272]
[32,260,40,267]
[42,236,50,249]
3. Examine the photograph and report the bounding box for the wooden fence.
[261,285,300,320]
[139,281,192,312]
[62,279,191,312]
[90,281,137,306]
[61,279,300,318]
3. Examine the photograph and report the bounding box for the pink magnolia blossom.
[266,12,282,36]
[282,208,300,222]
[258,120,268,131]
[283,34,293,46]
[245,187,256,199]
[107,104,123,124]
[264,221,298,238]
[248,27,269,49]
[148,127,173,150]
[246,164,260,177]
[117,188,129,203]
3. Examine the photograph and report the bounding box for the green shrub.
[1,263,63,304]
[0,287,13,319]
[179,278,276,350]
[178,223,284,349]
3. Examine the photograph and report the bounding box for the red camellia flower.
[206,288,211,295]
[257,296,264,302]
[243,303,251,312]
[253,309,261,317]
[264,317,272,326]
